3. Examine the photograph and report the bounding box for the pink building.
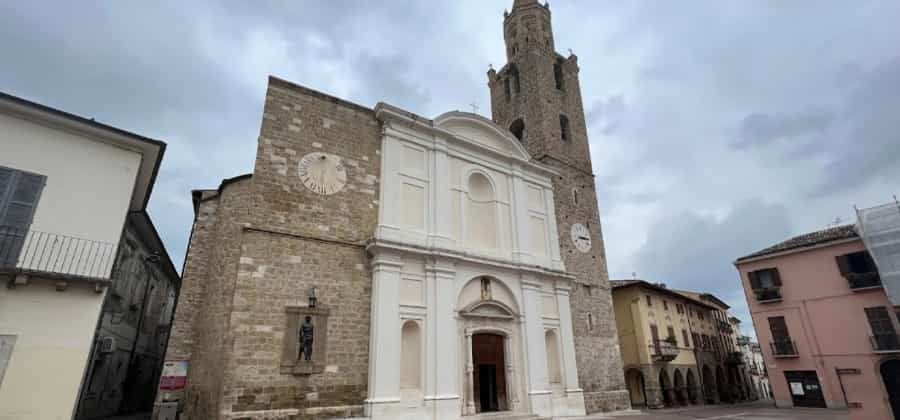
[735,225,900,420]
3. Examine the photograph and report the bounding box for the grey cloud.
[814,58,900,195]
[632,199,793,333]
[734,108,834,149]
[351,53,431,111]
[587,95,626,135]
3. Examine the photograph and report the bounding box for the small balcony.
[871,333,900,353]
[847,272,882,290]
[0,226,116,283]
[724,351,745,365]
[754,288,782,303]
[651,339,680,362]
[770,339,798,358]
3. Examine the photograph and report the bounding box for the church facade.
[162,1,629,419]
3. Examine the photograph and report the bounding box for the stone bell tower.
[488,0,631,412]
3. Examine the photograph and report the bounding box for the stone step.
[469,412,549,420]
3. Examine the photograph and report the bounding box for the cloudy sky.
[2,1,899,337]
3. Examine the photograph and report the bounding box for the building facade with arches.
[611,280,754,409]
[367,105,585,419]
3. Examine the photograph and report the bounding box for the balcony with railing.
[0,226,117,283]
[650,339,680,362]
[770,339,798,358]
[724,351,745,365]
[846,272,882,290]
[870,333,900,353]
[754,288,782,303]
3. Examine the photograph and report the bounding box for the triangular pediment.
[434,111,531,161]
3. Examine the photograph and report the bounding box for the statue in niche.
[298,316,315,362]
[481,277,492,301]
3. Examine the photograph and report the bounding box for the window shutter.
[835,255,850,277]
[770,269,782,287]
[748,271,761,290]
[865,307,896,335]
[0,172,45,229]
[0,168,12,217]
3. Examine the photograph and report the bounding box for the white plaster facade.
[365,105,586,419]
[0,93,164,420]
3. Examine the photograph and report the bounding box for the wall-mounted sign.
[789,381,805,396]
[836,368,861,375]
[159,360,189,390]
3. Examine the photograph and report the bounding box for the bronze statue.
[298,316,314,362]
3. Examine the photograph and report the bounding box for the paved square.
[597,402,850,419]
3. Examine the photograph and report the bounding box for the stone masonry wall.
[222,230,371,419]
[192,178,255,419]
[215,77,381,419]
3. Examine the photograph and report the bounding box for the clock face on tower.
[570,223,592,253]
[298,152,347,195]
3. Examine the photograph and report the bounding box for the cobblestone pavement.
[583,401,850,419]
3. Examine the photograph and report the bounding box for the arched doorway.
[659,370,673,407]
[716,366,729,403]
[458,276,523,416]
[624,369,646,407]
[702,365,716,404]
[686,369,699,404]
[882,360,900,420]
[472,333,507,413]
[673,369,686,406]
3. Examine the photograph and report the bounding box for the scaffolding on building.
[855,198,900,306]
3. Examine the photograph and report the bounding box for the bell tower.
[488,0,631,413]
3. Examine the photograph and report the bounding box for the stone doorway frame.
[459,300,523,416]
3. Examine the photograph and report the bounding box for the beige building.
[0,92,169,419]
[612,280,753,409]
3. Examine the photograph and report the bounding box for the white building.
[0,92,166,420]
[365,106,586,419]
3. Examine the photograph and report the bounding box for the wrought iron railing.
[725,351,745,365]
[847,272,882,290]
[0,226,116,280]
[754,288,782,302]
[870,333,900,352]
[651,339,680,361]
[770,339,798,357]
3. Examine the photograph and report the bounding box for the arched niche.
[400,320,422,391]
[545,329,562,385]
[465,171,498,250]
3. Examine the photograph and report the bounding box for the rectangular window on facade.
[837,251,881,289]
[749,268,783,301]
[698,311,704,321]
[682,329,690,347]
[667,326,677,345]
[663,300,669,311]
[646,295,652,307]
[0,166,46,268]
[768,316,796,356]
[650,324,659,343]
[865,306,899,351]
